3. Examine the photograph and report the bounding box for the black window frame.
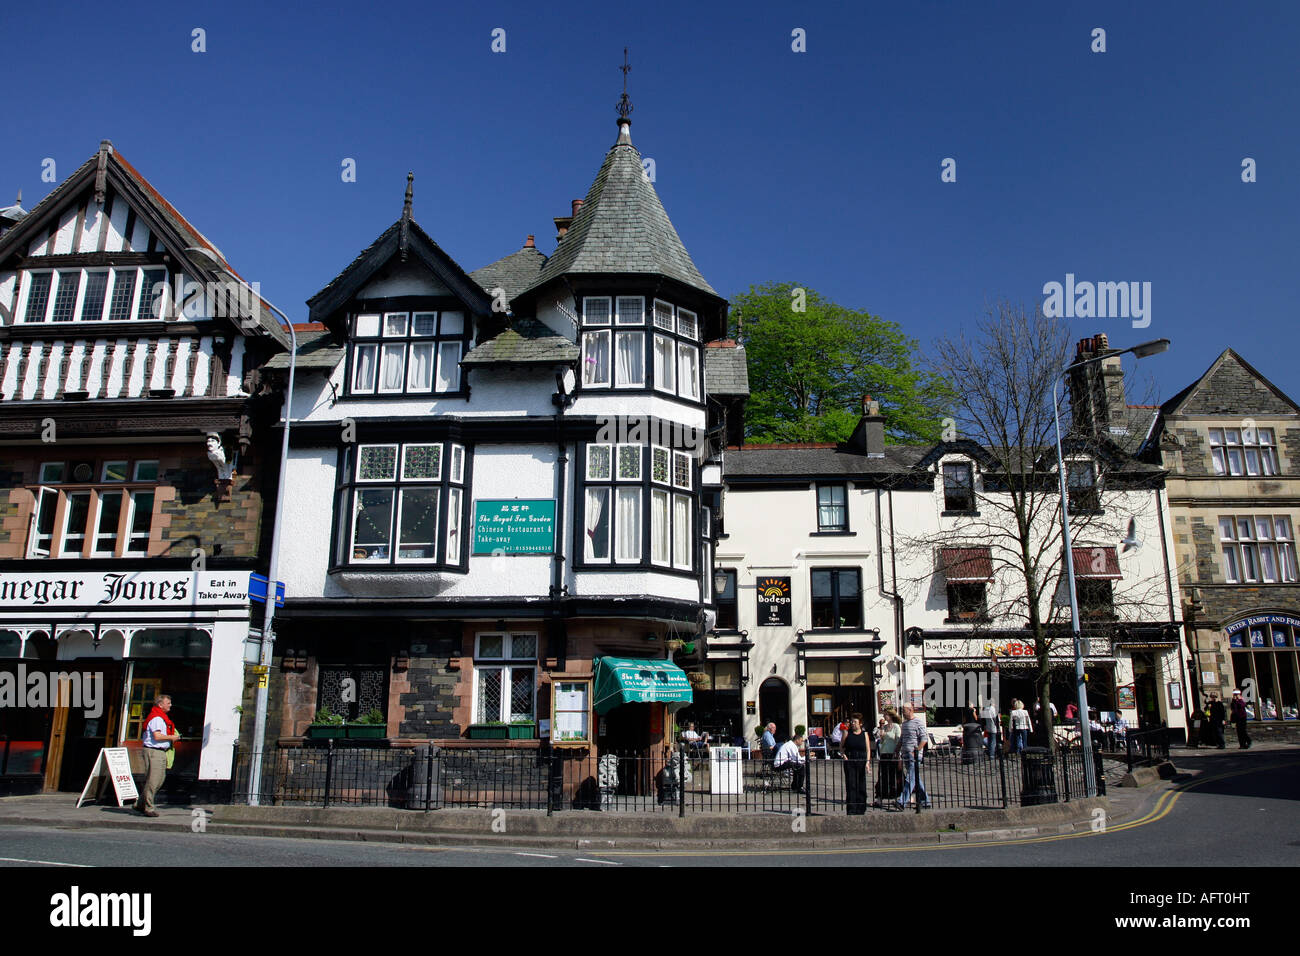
[344,308,471,398]
[815,482,849,533]
[714,568,738,631]
[810,567,863,631]
[1076,578,1116,620]
[1067,460,1101,514]
[576,293,703,406]
[332,440,471,571]
[942,462,975,513]
[945,581,989,623]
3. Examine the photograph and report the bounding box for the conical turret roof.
[523,120,716,297]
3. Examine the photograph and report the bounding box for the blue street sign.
[248,573,285,607]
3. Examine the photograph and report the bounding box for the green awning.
[592,656,694,714]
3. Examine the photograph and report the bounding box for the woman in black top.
[841,713,872,815]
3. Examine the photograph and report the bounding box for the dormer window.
[1067,461,1100,513]
[942,462,975,512]
[348,311,465,396]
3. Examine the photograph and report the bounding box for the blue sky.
[4,0,1296,401]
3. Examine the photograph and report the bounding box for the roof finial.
[616,47,633,123]
[399,171,413,261]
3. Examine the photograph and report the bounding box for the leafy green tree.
[729,282,954,444]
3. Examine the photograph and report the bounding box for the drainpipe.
[1157,485,1191,733]
[877,488,906,700]
[550,369,575,666]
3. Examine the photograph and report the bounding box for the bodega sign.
[756,577,792,627]
[0,571,249,609]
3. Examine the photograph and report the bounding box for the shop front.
[1225,613,1300,727]
[0,571,250,797]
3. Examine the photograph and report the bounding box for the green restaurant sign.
[473,499,556,555]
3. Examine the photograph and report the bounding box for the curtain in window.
[616,488,640,561]
[651,490,670,563]
[615,332,643,386]
[408,343,434,391]
[446,487,462,561]
[436,341,461,392]
[586,488,609,560]
[677,343,698,399]
[380,344,405,390]
[353,345,376,391]
[673,494,691,567]
[653,335,675,391]
[583,332,609,386]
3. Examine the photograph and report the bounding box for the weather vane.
[617,47,633,120]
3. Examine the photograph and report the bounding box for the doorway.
[1131,653,1161,729]
[598,702,652,795]
[759,678,790,742]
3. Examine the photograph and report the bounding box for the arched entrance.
[759,677,790,742]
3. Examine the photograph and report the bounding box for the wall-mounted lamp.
[794,630,807,685]
[713,568,729,594]
[738,633,753,685]
[905,626,925,647]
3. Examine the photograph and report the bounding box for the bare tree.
[897,302,1170,750]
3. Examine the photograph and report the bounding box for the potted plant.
[665,639,683,652]
[467,721,510,740]
[347,708,387,739]
[508,720,537,739]
[306,707,345,739]
[687,671,711,689]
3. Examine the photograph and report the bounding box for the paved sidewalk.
[0,789,1126,851]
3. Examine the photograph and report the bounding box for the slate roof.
[522,121,717,298]
[470,246,547,303]
[704,343,749,396]
[461,318,578,367]
[725,444,930,478]
[263,329,344,371]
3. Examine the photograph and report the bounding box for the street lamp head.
[1130,338,1170,359]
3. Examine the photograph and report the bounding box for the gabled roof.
[471,245,547,303]
[914,439,1000,471]
[1160,348,1300,419]
[263,328,344,371]
[522,120,717,298]
[307,216,493,324]
[0,142,290,348]
[461,318,578,367]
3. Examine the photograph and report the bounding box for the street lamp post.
[186,248,296,807]
[1052,337,1169,798]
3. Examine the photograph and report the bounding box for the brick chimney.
[1068,333,1127,438]
[523,234,535,248]
[553,199,585,243]
[847,394,886,458]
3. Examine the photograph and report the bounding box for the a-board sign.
[77,747,139,808]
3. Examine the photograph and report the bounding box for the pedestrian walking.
[134,694,181,817]
[891,704,930,811]
[1009,699,1032,753]
[1208,694,1227,749]
[840,713,872,814]
[980,698,1000,758]
[875,707,902,804]
[1230,690,1252,749]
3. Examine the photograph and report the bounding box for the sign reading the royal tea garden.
[473,499,556,555]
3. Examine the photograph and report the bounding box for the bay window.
[579,442,695,571]
[338,441,468,567]
[578,294,701,401]
[348,311,465,396]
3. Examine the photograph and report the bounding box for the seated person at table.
[773,732,808,793]
[680,722,710,749]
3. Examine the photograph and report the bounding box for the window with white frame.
[341,441,467,565]
[474,632,538,726]
[348,311,466,396]
[1219,515,1298,584]
[28,459,159,558]
[18,267,168,323]
[1209,427,1279,477]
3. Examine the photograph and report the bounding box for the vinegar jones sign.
[756,576,792,627]
[473,499,556,555]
